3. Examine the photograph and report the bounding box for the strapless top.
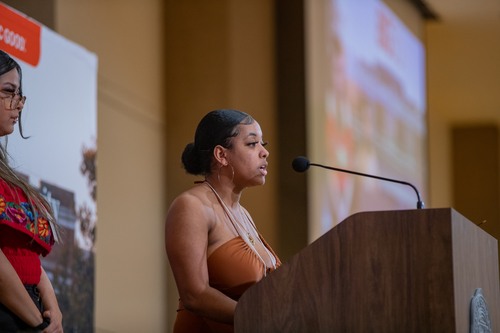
[208,236,279,300]
[174,236,280,333]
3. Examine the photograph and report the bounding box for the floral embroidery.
[37,217,50,237]
[6,205,28,226]
[20,202,34,221]
[0,196,5,215]
[0,194,52,245]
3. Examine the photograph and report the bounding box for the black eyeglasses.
[0,90,26,110]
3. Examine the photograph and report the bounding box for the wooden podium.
[234,208,500,332]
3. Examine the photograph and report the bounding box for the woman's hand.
[41,308,63,333]
[38,268,64,332]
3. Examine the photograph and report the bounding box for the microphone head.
[292,156,310,172]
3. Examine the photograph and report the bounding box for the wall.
[55,1,167,332]
[426,15,500,240]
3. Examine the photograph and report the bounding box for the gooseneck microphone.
[292,156,425,209]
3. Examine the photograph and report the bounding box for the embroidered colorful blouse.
[0,178,55,284]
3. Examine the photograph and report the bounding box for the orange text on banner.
[0,3,41,67]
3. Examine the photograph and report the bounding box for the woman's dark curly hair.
[181,109,254,175]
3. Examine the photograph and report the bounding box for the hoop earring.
[217,165,222,184]
[217,163,234,184]
[227,164,235,183]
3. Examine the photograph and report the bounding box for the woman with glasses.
[0,50,63,332]
[165,109,281,333]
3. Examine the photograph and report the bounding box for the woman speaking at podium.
[165,109,281,333]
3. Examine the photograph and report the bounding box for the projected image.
[309,0,427,240]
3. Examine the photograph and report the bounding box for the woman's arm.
[38,267,63,332]
[0,249,45,326]
[165,193,237,324]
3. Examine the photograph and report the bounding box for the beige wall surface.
[426,14,500,261]
[426,17,500,208]
[55,1,168,332]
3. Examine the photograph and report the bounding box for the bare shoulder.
[165,185,215,228]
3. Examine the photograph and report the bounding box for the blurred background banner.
[306,0,427,241]
[1,3,97,332]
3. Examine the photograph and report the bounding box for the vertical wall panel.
[275,0,308,260]
[452,124,499,238]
